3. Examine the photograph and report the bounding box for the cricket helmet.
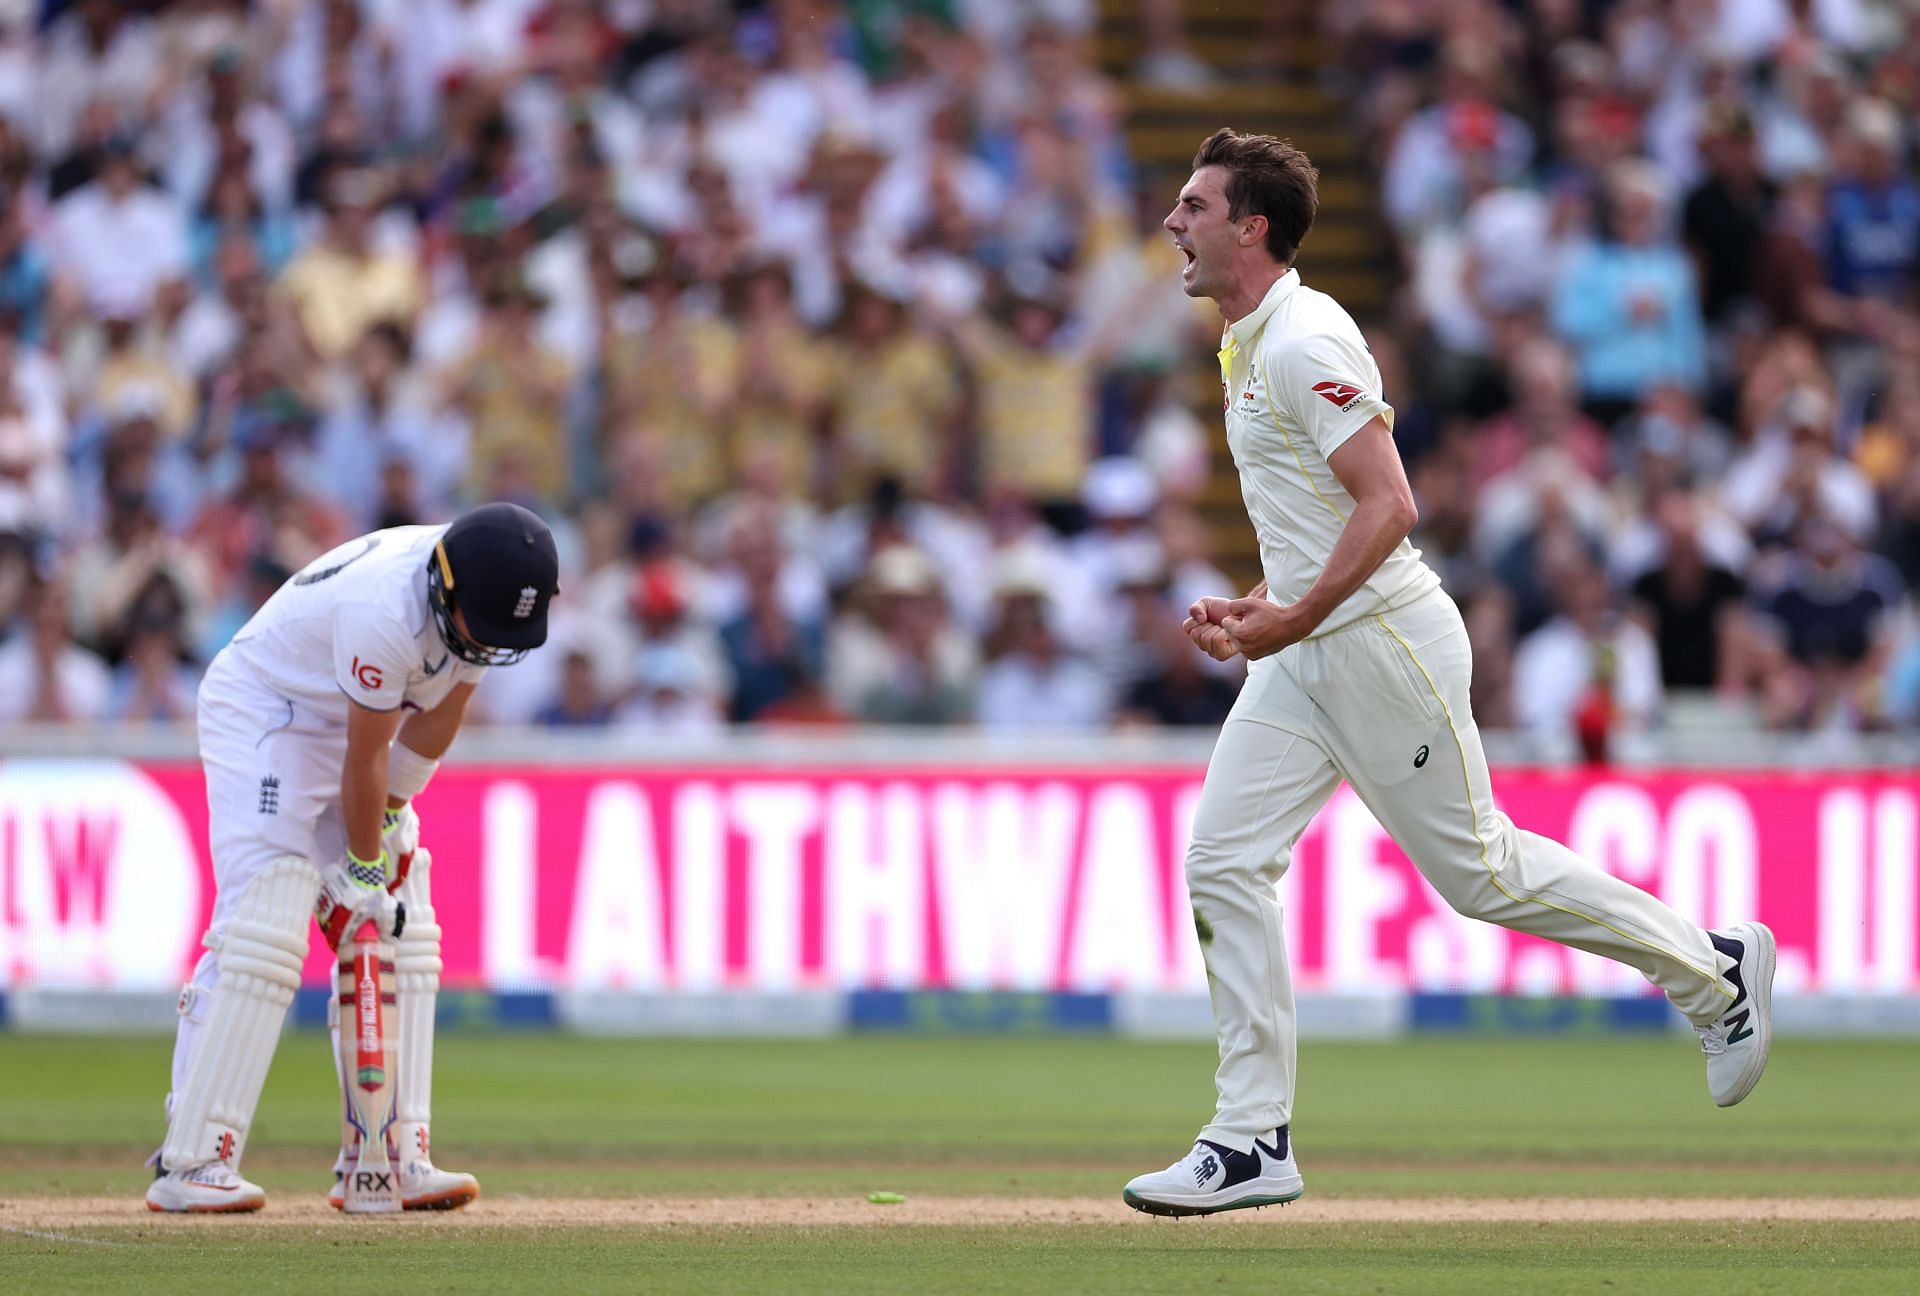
[427,502,560,666]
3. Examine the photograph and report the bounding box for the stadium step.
[1097,0,1327,75]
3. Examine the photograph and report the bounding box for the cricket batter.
[1122,130,1776,1217]
[147,503,560,1213]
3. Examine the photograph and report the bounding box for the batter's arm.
[1217,417,1416,658]
[385,681,477,816]
[344,700,406,862]
[393,682,476,770]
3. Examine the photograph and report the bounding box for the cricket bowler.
[1121,130,1776,1217]
[147,502,560,1213]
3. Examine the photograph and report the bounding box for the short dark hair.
[1192,128,1320,265]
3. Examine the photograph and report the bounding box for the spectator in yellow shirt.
[952,280,1095,514]
[726,262,830,498]
[1853,365,1920,493]
[93,304,197,442]
[601,262,738,506]
[447,271,573,506]
[824,279,961,502]
[274,169,422,361]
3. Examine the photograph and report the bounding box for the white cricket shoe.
[1698,922,1776,1107]
[328,1150,479,1211]
[146,1160,266,1213]
[400,1157,479,1210]
[1123,1126,1304,1217]
[325,1148,347,1209]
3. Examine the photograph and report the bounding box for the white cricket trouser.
[1188,589,1736,1152]
[168,654,351,1110]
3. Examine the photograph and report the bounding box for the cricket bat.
[339,919,400,1213]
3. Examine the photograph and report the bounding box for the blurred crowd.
[5,0,1920,745]
[0,0,1242,732]
[1332,0,1920,745]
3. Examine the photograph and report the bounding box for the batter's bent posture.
[148,503,560,1213]
[1122,130,1775,1217]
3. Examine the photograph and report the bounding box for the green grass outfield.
[3,1033,1917,1293]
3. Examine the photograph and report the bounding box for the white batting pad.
[392,847,442,1139]
[160,855,317,1171]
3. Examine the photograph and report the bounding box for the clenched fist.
[1184,597,1241,661]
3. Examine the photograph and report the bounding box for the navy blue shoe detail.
[1709,932,1748,1008]
[1195,1125,1289,1191]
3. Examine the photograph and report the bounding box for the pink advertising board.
[2,761,1915,996]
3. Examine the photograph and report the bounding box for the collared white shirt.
[225,525,486,722]
[1218,269,1440,634]
[51,183,188,315]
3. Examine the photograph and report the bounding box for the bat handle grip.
[353,919,379,944]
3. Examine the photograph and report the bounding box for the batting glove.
[382,803,420,870]
[317,850,407,948]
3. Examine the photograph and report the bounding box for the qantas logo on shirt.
[1311,381,1367,412]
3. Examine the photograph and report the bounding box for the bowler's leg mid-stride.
[1124,129,1774,1218]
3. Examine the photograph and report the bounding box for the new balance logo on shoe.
[1724,1008,1754,1045]
[1122,1127,1303,1218]
[1697,923,1775,1108]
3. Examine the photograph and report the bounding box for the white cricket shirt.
[1218,269,1440,634]
[224,525,487,721]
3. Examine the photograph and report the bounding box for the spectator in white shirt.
[0,578,112,723]
[1069,456,1165,602]
[0,414,69,544]
[1722,385,1877,546]
[1511,554,1664,743]
[33,0,163,160]
[977,563,1111,732]
[615,642,727,737]
[1382,43,1533,237]
[50,136,188,321]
